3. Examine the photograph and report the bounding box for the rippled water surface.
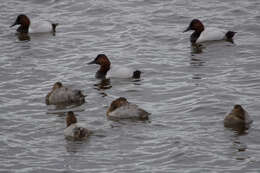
[1,0,260,172]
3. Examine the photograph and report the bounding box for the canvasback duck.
[64,111,91,140]
[224,105,253,127]
[45,82,85,105]
[10,14,58,34]
[107,97,150,120]
[183,19,236,44]
[88,54,141,79]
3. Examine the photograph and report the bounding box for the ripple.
[1,0,260,172]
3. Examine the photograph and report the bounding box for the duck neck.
[17,23,30,33]
[17,17,30,33]
[96,64,110,79]
[190,31,202,44]
[67,120,76,127]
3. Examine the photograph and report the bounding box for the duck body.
[28,20,54,33]
[64,123,90,140]
[107,97,150,120]
[10,14,58,34]
[88,54,141,79]
[224,105,252,127]
[46,82,85,105]
[106,65,137,78]
[184,19,236,44]
[196,27,228,43]
[64,111,91,140]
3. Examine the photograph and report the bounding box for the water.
[1,0,260,172]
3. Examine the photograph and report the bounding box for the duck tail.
[132,70,141,79]
[225,31,236,39]
[52,23,59,32]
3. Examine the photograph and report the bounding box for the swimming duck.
[88,54,141,79]
[224,105,252,127]
[107,97,150,120]
[10,14,58,34]
[64,111,91,140]
[45,82,85,105]
[183,19,236,44]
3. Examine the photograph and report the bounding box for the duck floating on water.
[45,82,85,106]
[107,97,150,120]
[183,19,236,44]
[64,111,91,140]
[224,105,253,128]
[10,14,58,34]
[88,54,141,79]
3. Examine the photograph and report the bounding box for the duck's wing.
[69,89,85,103]
[197,27,226,43]
[49,87,85,105]
[29,20,53,33]
[48,87,71,104]
[107,65,134,78]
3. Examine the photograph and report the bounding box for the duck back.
[108,103,149,120]
[47,87,84,105]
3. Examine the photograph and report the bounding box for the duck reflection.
[16,33,30,41]
[224,124,249,136]
[190,57,205,67]
[94,78,112,90]
[65,139,86,153]
[46,104,85,115]
[191,43,204,54]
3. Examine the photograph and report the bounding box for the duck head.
[231,104,246,121]
[10,14,30,33]
[53,82,63,90]
[88,54,111,66]
[183,19,204,33]
[66,111,77,127]
[88,54,111,78]
[107,97,128,115]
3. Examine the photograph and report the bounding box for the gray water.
[1,0,260,172]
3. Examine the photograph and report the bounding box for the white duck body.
[29,19,54,33]
[47,87,84,105]
[196,27,227,43]
[106,65,136,78]
[108,103,150,120]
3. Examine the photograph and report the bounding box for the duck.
[88,54,141,79]
[107,97,150,120]
[224,105,253,127]
[183,19,236,44]
[10,14,58,34]
[45,82,85,105]
[64,111,91,140]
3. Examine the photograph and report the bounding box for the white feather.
[106,65,135,78]
[64,124,78,138]
[29,19,53,33]
[197,27,227,43]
